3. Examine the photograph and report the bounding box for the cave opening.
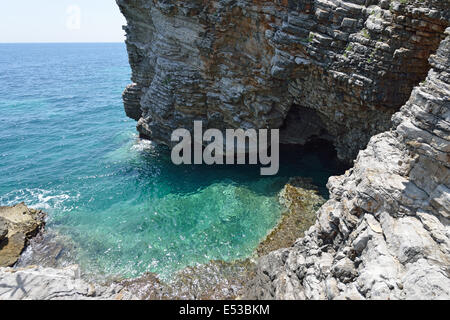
[279,104,332,146]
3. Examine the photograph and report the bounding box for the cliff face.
[245,30,450,299]
[117,0,448,161]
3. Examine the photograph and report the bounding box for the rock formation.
[0,203,45,267]
[0,204,135,300]
[257,177,326,256]
[2,0,448,301]
[117,0,448,161]
[118,0,449,300]
[244,29,450,300]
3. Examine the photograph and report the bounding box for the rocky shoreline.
[244,30,450,300]
[0,203,136,300]
[0,203,45,267]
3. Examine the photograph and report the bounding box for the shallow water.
[0,43,344,280]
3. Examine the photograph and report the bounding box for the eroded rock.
[257,177,326,256]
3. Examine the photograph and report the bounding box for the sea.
[0,43,343,280]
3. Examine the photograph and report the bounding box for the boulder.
[0,203,45,267]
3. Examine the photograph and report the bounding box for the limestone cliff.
[117,0,448,161]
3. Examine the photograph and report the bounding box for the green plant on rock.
[368,48,377,63]
[361,28,371,39]
[162,76,172,86]
[301,33,315,45]
[344,43,353,57]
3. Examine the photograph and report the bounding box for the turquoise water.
[0,43,343,279]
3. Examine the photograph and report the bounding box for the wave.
[130,137,155,152]
[0,188,79,212]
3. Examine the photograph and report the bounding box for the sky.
[0,1,127,43]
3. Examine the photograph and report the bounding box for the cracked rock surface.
[0,265,135,300]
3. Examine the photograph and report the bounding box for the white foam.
[0,188,79,212]
[131,138,155,152]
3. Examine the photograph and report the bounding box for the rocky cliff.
[245,28,450,300]
[117,0,448,161]
[118,0,450,300]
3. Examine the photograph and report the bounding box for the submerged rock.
[0,203,45,267]
[257,177,325,256]
[117,0,449,300]
[119,260,256,300]
[0,204,137,300]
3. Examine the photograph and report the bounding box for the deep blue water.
[0,43,342,279]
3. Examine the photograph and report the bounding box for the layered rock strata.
[117,0,448,161]
[117,0,449,300]
[244,29,450,300]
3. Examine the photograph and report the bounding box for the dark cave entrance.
[279,104,333,146]
[277,104,350,196]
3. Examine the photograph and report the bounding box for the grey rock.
[0,265,136,300]
[332,258,358,283]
